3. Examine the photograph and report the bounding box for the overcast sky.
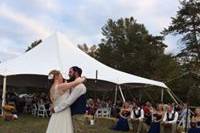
[0,0,181,62]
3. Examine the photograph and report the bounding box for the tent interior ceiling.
[0,75,117,91]
[0,75,47,88]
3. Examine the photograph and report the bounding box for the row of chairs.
[32,105,111,118]
[95,108,111,117]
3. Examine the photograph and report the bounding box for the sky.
[0,0,181,62]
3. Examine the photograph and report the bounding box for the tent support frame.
[2,76,7,115]
[161,88,164,102]
[113,85,126,106]
[119,85,126,102]
[114,85,118,106]
[166,88,179,104]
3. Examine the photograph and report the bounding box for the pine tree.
[162,0,200,72]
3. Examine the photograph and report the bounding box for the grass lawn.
[0,115,131,133]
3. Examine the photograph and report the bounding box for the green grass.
[0,115,48,133]
[0,115,131,133]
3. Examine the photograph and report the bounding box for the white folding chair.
[37,104,48,118]
[95,108,103,117]
[32,104,37,117]
[95,108,111,117]
[23,104,31,113]
[102,108,111,117]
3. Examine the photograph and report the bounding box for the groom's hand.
[50,107,55,113]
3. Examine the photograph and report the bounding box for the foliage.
[167,72,200,105]
[162,0,200,104]
[25,40,42,52]
[79,17,180,82]
[162,0,200,72]
[78,43,97,57]
[78,17,182,103]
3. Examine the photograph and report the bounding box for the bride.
[46,70,85,133]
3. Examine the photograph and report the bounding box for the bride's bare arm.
[57,77,85,92]
[50,95,54,103]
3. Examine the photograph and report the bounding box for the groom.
[52,66,87,133]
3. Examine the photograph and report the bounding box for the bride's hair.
[47,70,61,88]
[48,70,60,79]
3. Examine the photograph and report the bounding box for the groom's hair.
[71,66,82,76]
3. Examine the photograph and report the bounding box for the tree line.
[77,0,200,105]
[26,0,199,105]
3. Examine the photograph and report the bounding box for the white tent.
[0,33,167,86]
[0,32,177,108]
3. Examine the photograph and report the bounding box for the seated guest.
[131,103,144,133]
[161,104,178,133]
[2,104,18,121]
[148,104,163,133]
[86,98,95,115]
[143,101,153,127]
[113,102,131,131]
[191,108,200,128]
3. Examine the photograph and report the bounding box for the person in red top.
[143,101,152,114]
[144,102,153,121]
[143,101,153,132]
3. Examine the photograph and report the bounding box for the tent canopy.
[0,32,168,88]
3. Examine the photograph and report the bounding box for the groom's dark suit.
[71,92,86,116]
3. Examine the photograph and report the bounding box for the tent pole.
[166,88,178,104]
[95,70,98,83]
[168,87,183,104]
[114,85,118,106]
[2,76,7,115]
[119,85,126,102]
[94,70,98,99]
[161,88,164,103]
[139,90,142,102]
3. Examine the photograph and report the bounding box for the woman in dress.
[148,104,163,133]
[112,102,131,131]
[191,108,200,128]
[46,70,85,133]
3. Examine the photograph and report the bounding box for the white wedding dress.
[46,86,73,133]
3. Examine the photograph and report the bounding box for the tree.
[167,72,200,105]
[25,39,42,52]
[162,0,200,72]
[77,43,97,57]
[95,17,179,81]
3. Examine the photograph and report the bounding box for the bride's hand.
[76,76,86,83]
[49,105,55,113]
